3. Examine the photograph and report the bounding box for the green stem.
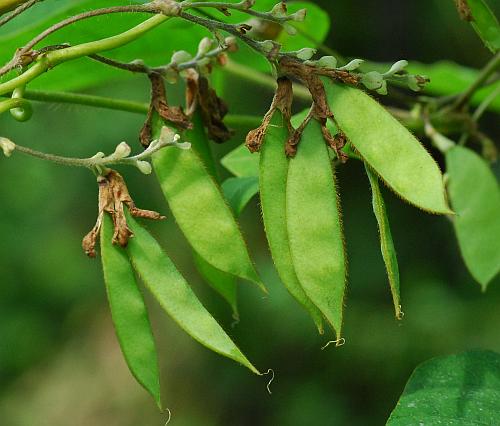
[451,51,500,110]
[0,14,170,96]
[22,90,149,114]
[0,97,31,114]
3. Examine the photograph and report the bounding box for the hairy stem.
[0,0,40,27]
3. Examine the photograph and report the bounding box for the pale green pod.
[100,214,161,408]
[446,145,500,289]
[260,111,324,333]
[152,121,265,292]
[125,212,260,374]
[286,118,346,337]
[323,79,451,214]
[365,165,402,319]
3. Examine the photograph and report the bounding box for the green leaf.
[221,176,259,215]
[0,0,204,90]
[100,214,161,408]
[286,119,346,337]
[445,145,500,289]
[221,143,260,178]
[466,0,500,53]
[260,111,324,333]
[125,212,260,374]
[387,350,500,425]
[323,79,451,214]
[365,165,402,319]
[153,121,265,292]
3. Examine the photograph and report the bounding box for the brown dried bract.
[186,72,234,143]
[140,73,192,147]
[286,109,312,157]
[82,170,165,257]
[246,77,294,153]
[454,0,473,21]
[322,127,349,163]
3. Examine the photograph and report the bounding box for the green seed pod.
[446,145,500,289]
[152,119,265,292]
[365,165,402,319]
[323,79,451,214]
[259,111,324,333]
[125,212,260,374]
[286,118,346,337]
[100,214,161,408]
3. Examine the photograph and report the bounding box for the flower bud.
[339,59,364,71]
[136,160,152,175]
[197,37,213,56]
[291,8,307,22]
[296,48,316,60]
[0,137,15,157]
[283,23,297,36]
[171,50,192,64]
[270,2,287,18]
[317,56,337,68]
[385,60,408,76]
[113,142,131,159]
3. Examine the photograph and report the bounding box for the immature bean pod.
[286,118,346,337]
[100,214,161,408]
[322,79,451,215]
[125,212,260,374]
[365,165,402,319]
[152,118,265,292]
[259,111,324,333]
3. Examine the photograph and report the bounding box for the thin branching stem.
[0,0,40,28]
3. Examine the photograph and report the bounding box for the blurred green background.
[0,1,499,425]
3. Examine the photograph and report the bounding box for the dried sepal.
[246,77,294,153]
[140,73,192,148]
[286,109,312,157]
[82,170,165,257]
[185,72,234,143]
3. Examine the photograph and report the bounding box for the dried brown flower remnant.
[245,77,293,153]
[185,72,234,143]
[140,73,192,147]
[454,0,473,21]
[82,170,165,257]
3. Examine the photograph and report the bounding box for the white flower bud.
[296,48,316,60]
[317,56,337,68]
[171,50,192,64]
[270,2,287,18]
[385,60,408,76]
[291,8,307,22]
[283,23,297,36]
[0,137,16,157]
[197,37,213,56]
[136,160,153,175]
[259,40,276,53]
[339,59,364,71]
[113,142,131,159]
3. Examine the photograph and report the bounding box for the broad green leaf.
[286,119,346,337]
[365,165,402,319]
[323,80,451,214]
[0,0,205,90]
[221,143,260,178]
[153,121,265,292]
[260,111,324,333]
[446,145,500,289]
[100,214,161,408]
[387,350,500,425]
[467,0,500,53]
[221,176,259,215]
[125,212,260,374]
